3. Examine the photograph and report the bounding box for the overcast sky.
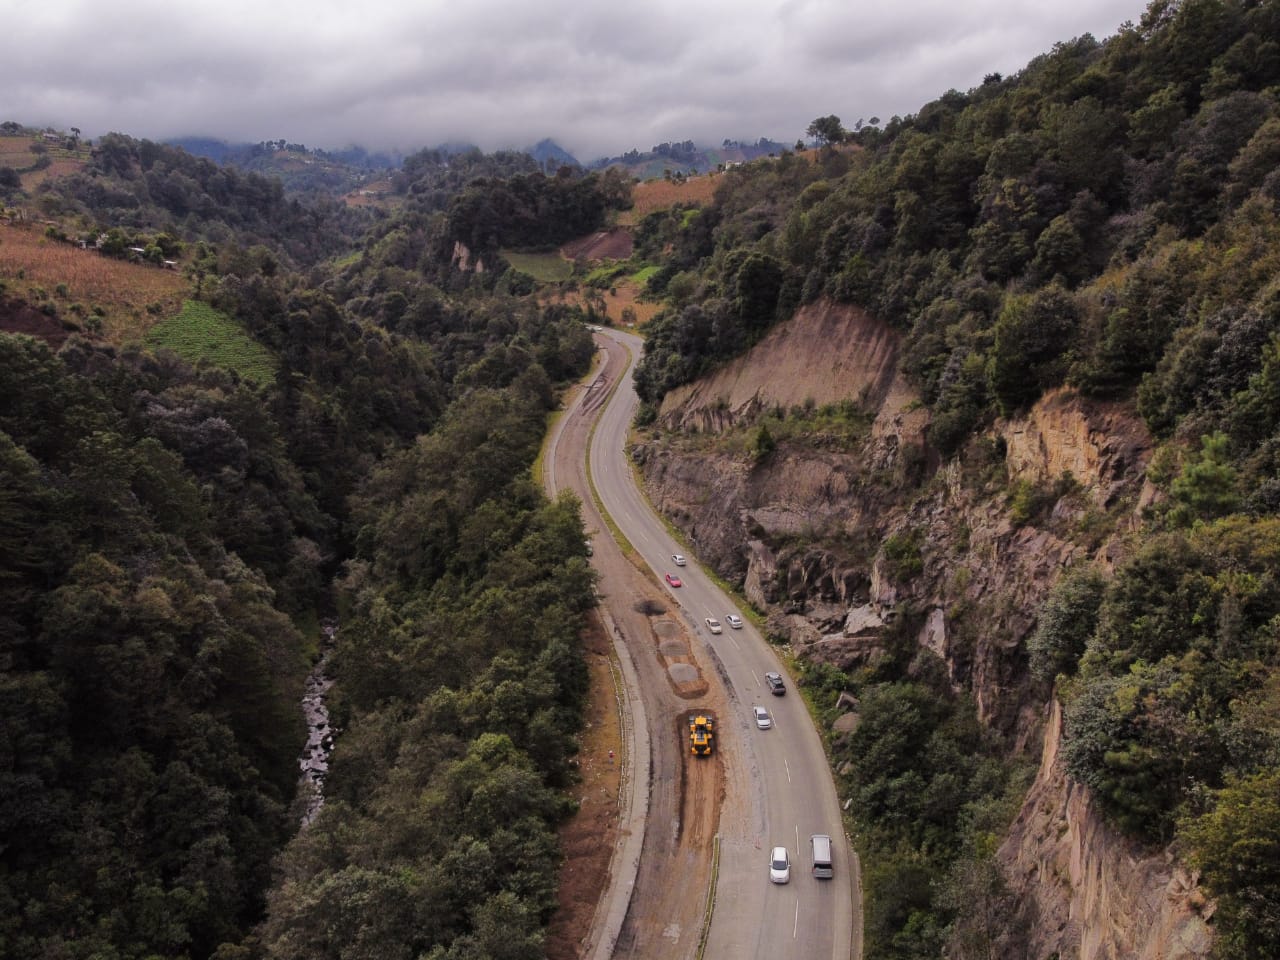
[6,0,1153,161]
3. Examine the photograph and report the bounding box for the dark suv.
[765,672,786,696]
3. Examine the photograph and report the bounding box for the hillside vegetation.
[625,1,1280,956]
[0,112,616,958]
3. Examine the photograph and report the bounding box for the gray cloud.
[5,0,1151,160]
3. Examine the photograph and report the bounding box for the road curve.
[568,328,862,960]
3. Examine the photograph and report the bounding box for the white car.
[769,846,790,884]
[725,614,744,629]
[753,706,772,729]
[705,618,722,635]
[672,554,687,566]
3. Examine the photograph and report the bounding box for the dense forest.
[1,118,612,958]
[624,1,1280,956]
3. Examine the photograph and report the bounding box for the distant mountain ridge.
[527,137,580,170]
[163,134,793,186]
[588,137,793,179]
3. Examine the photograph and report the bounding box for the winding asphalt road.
[551,328,861,959]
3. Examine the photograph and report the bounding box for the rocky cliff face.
[637,299,1210,958]
[1000,701,1212,959]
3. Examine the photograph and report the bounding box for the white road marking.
[793,901,800,939]
[783,757,792,784]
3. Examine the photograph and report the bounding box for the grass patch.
[146,300,276,384]
[502,250,573,282]
[582,262,630,288]
[712,398,873,457]
[628,265,660,287]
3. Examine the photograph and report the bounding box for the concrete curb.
[584,600,651,960]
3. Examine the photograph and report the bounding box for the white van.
[810,834,834,879]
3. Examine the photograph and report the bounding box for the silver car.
[769,846,790,884]
[753,706,772,729]
[725,614,744,629]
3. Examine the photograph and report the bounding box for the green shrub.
[1027,565,1106,683]
[1007,472,1078,527]
[882,528,924,582]
[1182,770,1280,960]
[750,423,776,461]
[1170,432,1240,523]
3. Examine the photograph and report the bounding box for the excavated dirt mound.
[652,617,709,699]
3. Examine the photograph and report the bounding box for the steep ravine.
[636,300,1212,958]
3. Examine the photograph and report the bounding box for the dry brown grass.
[0,138,39,167]
[342,178,403,211]
[545,612,624,960]
[545,278,663,330]
[0,135,91,190]
[26,157,86,189]
[617,174,721,225]
[0,222,189,345]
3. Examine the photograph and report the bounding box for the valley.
[4,4,1280,958]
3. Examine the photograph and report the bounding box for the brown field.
[343,178,402,211]
[0,222,189,345]
[545,278,663,329]
[618,174,721,226]
[0,135,91,191]
[561,229,633,261]
[24,157,86,189]
[0,138,39,167]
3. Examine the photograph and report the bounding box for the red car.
[665,573,682,588]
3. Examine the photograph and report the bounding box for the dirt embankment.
[546,611,624,960]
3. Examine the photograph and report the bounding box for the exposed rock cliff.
[637,299,1209,958]
[1000,701,1213,959]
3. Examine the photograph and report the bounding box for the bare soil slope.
[561,229,634,261]
[658,299,923,440]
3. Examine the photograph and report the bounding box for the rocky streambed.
[298,620,337,827]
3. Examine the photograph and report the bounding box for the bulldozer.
[689,711,715,756]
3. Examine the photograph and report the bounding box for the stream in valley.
[298,620,337,827]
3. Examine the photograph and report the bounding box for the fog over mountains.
[7,0,1150,159]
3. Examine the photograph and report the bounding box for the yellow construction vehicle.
[689,712,715,756]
